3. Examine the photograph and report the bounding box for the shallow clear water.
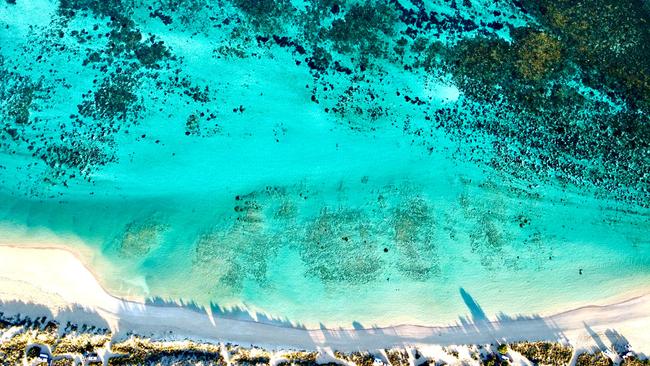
[1,0,649,327]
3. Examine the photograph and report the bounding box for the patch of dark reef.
[231,0,295,31]
[0,70,43,127]
[444,28,564,105]
[57,0,130,21]
[147,0,215,28]
[325,1,398,57]
[1,0,648,207]
[0,0,212,190]
[38,143,114,185]
[302,208,383,284]
[392,197,440,280]
[181,179,555,296]
[104,17,173,69]
[289,0,648,207]
[115,218,168,258]
[78,72,141,122]
[0,64,115,185]
[517,0,650,112]
[427,18,650,207]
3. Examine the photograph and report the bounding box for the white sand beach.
[0,245,649,354]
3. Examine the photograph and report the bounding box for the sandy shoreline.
[0,245,649,353]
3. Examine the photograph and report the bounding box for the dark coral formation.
[117,219,168,258]
[2,0,647,206]
[326,1,397,56]
[518,0,650,111]
[186,182,482,293]
[392,197,440,279]
[78,73,140,122]
[1,0,193,188]
[431,21,649,206]
[302,207,382,284]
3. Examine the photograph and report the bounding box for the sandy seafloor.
[0,0,649,330]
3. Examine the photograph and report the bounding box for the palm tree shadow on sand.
[313,287,569,348]
[452,287,569,345]
[0,287,640,355]
[145,296,308,329]
[0,299,111,335]
[139,287,572,349]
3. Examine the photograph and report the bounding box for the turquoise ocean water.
[1,0,649,327]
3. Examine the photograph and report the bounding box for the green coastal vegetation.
[1,313,649,366]
[510,342,573,365]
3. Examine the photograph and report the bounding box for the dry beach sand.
[0,245,649,354]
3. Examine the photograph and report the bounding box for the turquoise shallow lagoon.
[1,0,649,327]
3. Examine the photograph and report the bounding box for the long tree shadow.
[584,323,608,351]
[311,287,569,351]
[0,287,607,352]
[144,296,307,329]
[0,299,111,335]
[458,287,494,334]
[458,287,568,345]
[604,329,633,356]
[138,287,570,350]
[460,287,488,322]
[582,326,645,359]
